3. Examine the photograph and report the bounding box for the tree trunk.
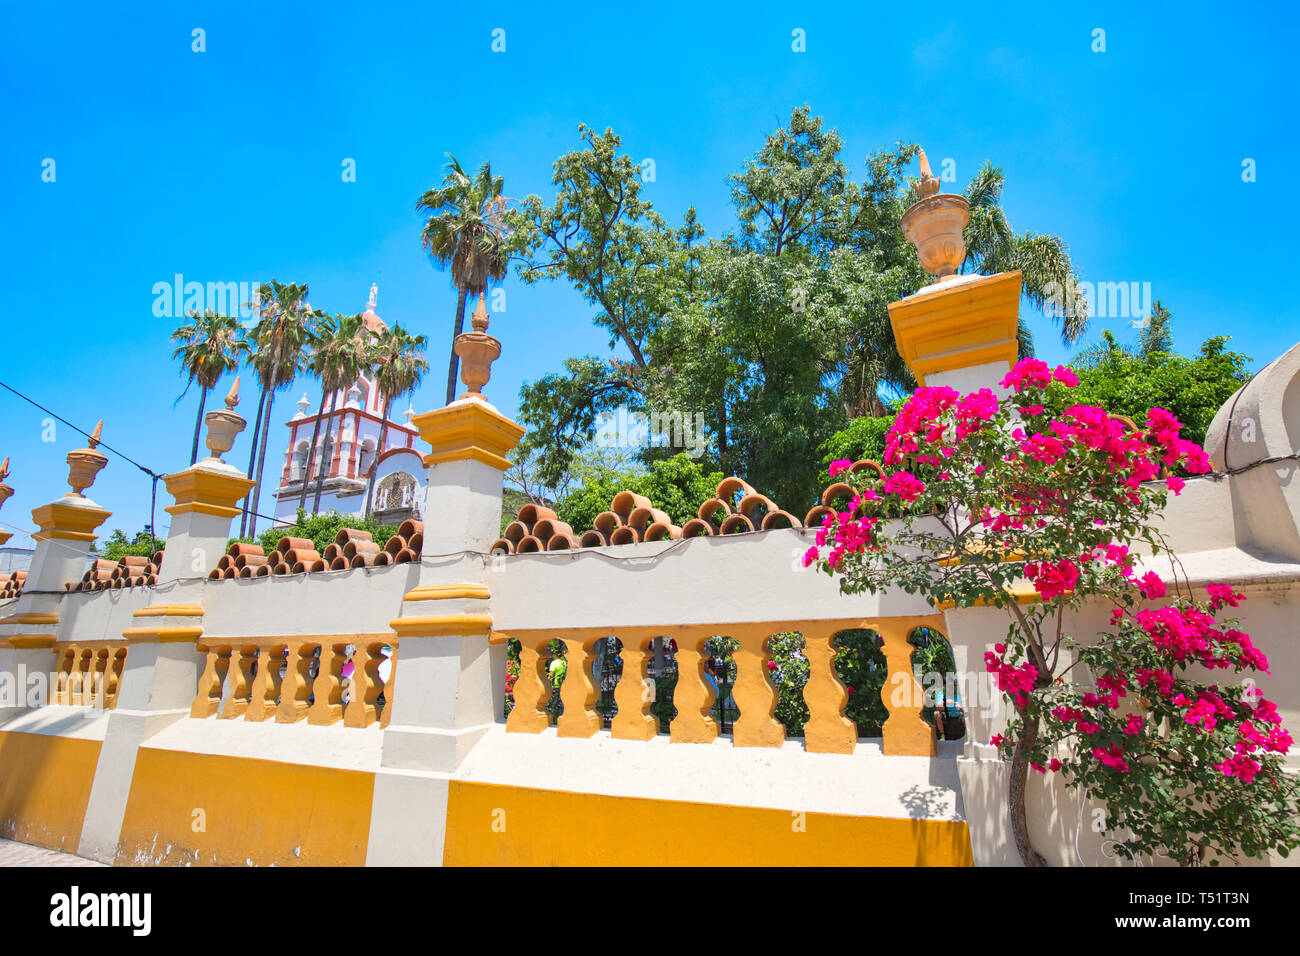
[247,390,276,539]
[364,396,394,520]
[239,387,268,537]
[716,399,728,463]
[1008,709,1049,867]
[311,392,340,515]
[444,286,470,406]
[296,392,329,513]
[190,386,209,465]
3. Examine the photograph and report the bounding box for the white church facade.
[272,286,428,527]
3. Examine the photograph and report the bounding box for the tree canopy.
[511,107,1089,514]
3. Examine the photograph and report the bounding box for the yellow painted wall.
[443,781,973,866]
[115,748,374,866]
[0,731,101,852]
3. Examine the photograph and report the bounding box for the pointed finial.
[471,294,489,333]
[225,376,241,410]
[0,457,8,482]
[917,148,940,199]
[88,420,103,449]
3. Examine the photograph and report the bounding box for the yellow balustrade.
[192,635,397,727]
[497,616,944,757]
[50,642,126,709]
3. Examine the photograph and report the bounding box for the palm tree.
[364,324,429,518]
[241,281,318,538]
[294,312,338,513]
[415,155,511,405]
[308,312,375,515]
[170,310,248,464]
[958,162,1091,345]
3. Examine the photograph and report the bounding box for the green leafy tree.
[1070,330,1251,449]
[552,453,722,535]
[817,415,896,475]
[514,109,1088,515]
[100,528,162,561]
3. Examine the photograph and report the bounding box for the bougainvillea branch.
[807,358,1299,866]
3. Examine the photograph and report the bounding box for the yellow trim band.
[133,604,204,618]
[5,634,57,649]
[404,583,491,602]
[389,613,493,638]
[122,626,204,644]
[0,612,59,626]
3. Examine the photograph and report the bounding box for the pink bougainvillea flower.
[1000,358,1053,393]
[990,734,1004,748]
[1049,758,1062,772]
[1215,754,1260,783]
[1166,475,1186,495]
[1053,365,1079,387]
[1093,744,1130,772]
[883,470,926,503]
[1137,571,1166,599]
[1026,558,1079,601]
[801,546,819,568]
[828,459,852,478]
[1206,583,1243,610]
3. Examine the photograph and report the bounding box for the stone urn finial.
[66,420,108,496]
[203,378,248,462]
[0,456,12,510]
[901,147,970,283]
[454,294,502,400]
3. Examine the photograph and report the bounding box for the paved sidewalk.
[0,838,106,866]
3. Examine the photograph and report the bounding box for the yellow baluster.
[246,644,286,722]
[878,619,938,757]
[191,646,229,718]
[276,642,314,723]
[308,642,344,725]
[219,646,257,719]
[344,642,383,728]
[669,630,718,744]
[802,625,856,754]
[104,648,127,710]
[556,636,601,738]
[611,633,657,741]
[731,624,785,748]
[505,636,550,734]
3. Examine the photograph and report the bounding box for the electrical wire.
[0,379,289,550]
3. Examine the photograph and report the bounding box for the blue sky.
[1,1,1296,548]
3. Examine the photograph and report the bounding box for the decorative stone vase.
[455,332,502,398]
[66,448,108,497]
[204,408,246,460]
[900,193,970,280]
